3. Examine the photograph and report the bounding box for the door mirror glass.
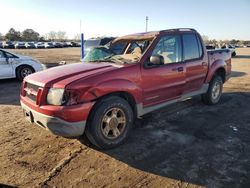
[150,55,164,65]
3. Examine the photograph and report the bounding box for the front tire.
[85,96,134,149]
[202,75,223,105]
[16,66,34,81]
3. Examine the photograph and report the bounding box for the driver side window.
[151,35,182,64]
[0,51,5,58]
[5,52,16,58]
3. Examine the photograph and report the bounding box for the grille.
[26,82,40,91]
[26,93,37,102]
[24,82,42,103]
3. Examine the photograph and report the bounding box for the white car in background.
[221,44,236,57]
[35,42,45,48]
[0,49,45,81]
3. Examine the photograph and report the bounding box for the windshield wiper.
[99,55,124,64]
[86,55,114,62]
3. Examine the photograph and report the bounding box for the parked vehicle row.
[206,44,236,56]
[0,41,81,49]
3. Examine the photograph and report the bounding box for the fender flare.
[205,60,226,83]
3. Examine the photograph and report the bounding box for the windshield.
[84,40,101,48]
[83,39,152,64]
[83,46,114,62]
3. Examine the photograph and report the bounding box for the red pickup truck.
[20,28,231,149]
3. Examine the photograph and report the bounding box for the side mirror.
[150,55,164,65]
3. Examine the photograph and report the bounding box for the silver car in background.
[15,42,26,49]
[25,42,36,49]
[0,49,45,80]
[44,42,55,48]
[35,42,45,49]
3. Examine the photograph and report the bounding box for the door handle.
[172,67,184,72]
[202,62,207,66]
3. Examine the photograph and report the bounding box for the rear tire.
[85,96,134,149]
[16,66,34,81]
[202,75,223,105]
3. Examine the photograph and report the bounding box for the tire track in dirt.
[39,147,87,187]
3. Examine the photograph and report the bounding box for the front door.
[0,50,13,79]
[141,34,186,107]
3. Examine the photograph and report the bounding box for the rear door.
[182,33,208,93]
[141,34,186,107]
[0,50,14,79]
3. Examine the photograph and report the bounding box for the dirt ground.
[0,48,250,188]
[10,48,82,65]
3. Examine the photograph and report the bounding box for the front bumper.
[21,101,86,137]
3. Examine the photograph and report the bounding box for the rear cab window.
[100,38,115,46]
[110,42,127,55]
[182,33,203,61]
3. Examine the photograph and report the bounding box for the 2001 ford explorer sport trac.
[20,28,231,149]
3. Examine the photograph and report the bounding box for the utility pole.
[145,16,149,32]
[80,19,84,61]
[80,19,82,36]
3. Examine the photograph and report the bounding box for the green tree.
[56,31,67,41]
[243,41,250,45]
[201,35,209,44]
[209,39,218,46]
[22,29,40,41]
[229,39,239,45]
[39,36,46,42]
[5,28,21,41]
[74,34,80,41]
[45,31,56,41]
[45,31,67,41]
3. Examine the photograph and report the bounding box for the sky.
[0,0,249,40]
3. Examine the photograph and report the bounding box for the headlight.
[47,88,65,105]
[41,63,47,70]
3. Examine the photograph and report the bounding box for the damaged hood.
[24,62,118,88]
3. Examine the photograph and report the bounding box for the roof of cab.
[112,28,197,43]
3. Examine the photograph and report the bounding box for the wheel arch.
[215,67,226,83]
[87,91,138,123]
[205,60,227,83]
[15,64,35,78]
